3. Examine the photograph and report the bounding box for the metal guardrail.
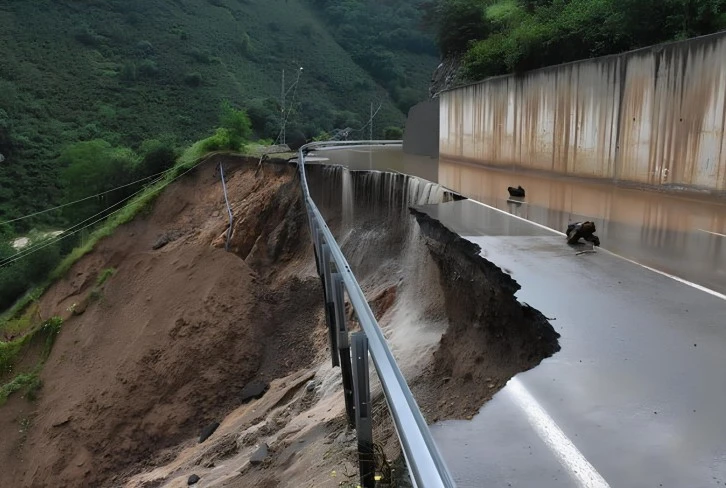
[297,141,456,488]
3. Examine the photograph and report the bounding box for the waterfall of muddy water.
[306,163,559,427]
[305,164,459,378]
[341,167,354,234]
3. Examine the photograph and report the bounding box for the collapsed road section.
[0,151,561,487]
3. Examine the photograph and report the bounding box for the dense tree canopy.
[0,0,436,234]
[423,0,726,80]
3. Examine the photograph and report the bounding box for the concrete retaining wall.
[403,99,439,158]
[440,32,726,191]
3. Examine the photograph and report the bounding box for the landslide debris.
[410,207,561,420]
[0,156,326,487]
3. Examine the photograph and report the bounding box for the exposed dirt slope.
[0,156,326,487]
[1,157,563,488]
[410,208,561,421]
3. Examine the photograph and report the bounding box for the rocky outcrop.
[430,56,463,98]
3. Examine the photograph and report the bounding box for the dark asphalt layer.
[420,200,726,488]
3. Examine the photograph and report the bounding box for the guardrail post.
[332,273,355,427]
[316,228,326,278]
[309,216,321,276]
[352,332,375,488]
[321,244,339,367]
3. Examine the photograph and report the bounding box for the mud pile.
[0,157,327,487]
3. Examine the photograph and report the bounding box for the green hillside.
[423,0,726,80]
[0,0,438,311]
[0,0,438,229]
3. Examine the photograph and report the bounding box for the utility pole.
[280,69,286,146]
[279,66,303,147]
[369,102,373,141]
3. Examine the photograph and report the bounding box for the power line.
[1,158,205,268]
[349,101,383,136]
[0,174,165,267]
[276,66,304,147]
[0,168,174,226]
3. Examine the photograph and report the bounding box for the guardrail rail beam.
[297,141,456,488]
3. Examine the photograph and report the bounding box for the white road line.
[468,198,566,236]
[698,229,726,238]
[599,251,726,300]
[467,199,726,301]
[508,378,611,488]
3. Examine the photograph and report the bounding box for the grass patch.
[0,301,41,337]
[1,317,62,375]
[0,288,44,334]
[96,267,116,287]
[0,316,61,404]
[0,335,29,376]
[0,373,41,406]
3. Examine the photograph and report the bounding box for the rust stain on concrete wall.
[440,32,726,191]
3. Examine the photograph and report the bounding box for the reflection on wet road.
[315,146,726,488]
[438,159,726,294]
[312,146,726,294]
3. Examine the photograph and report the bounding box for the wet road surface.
[438,159,726,295]
[311,147,726,294]
[314,146,726,487]
[420,200,726,487]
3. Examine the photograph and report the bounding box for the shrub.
[137,60,159,77]
[184,72,203,87]
[220,101,252,150]
[136,40,154,56]
[139,138,178,176]
[313,131,332,141]
[59,139,140,222]
[200,128,233,152]
[120,61,138,82]
[383,126,403,139]
[0,373,39,405]
[96,267,116,286]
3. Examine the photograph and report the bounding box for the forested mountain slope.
[0,0,437,229]
[424,0,726,82]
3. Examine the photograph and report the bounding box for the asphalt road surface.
[318,146,726,487]
[420,200,726,488]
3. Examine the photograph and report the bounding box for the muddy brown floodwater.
[438,158,726,294]
[312,146,726,294]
